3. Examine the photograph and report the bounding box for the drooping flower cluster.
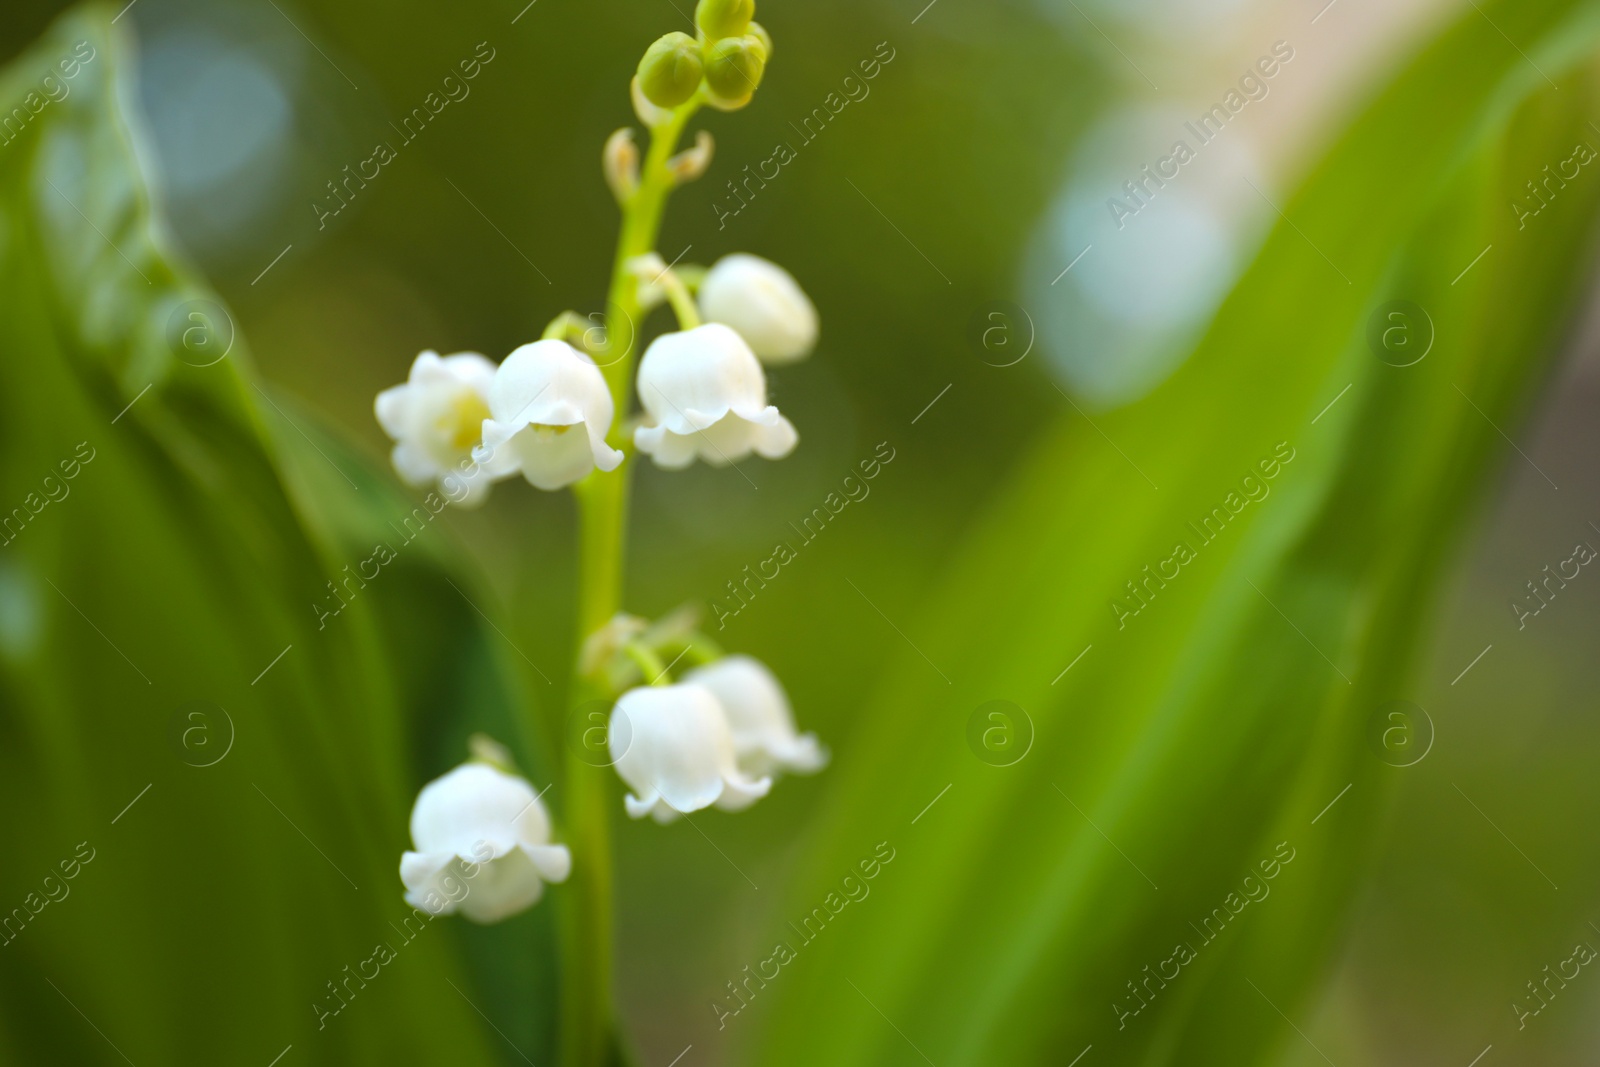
[610,654,826,823]
[374,255,812,495]
[384,0,827,926]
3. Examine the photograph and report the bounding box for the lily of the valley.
[400,761,570,923]
[633,323,798,469]
[479,340,625,491]
[686,654,826,778]
[375,351,503,506]
[697,253,817,364]
[610,682,771,822]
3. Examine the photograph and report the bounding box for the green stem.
[657,268,702,330]
[558,477,624,1067]
[558,95,700,1067]
[623,641,671,685]
[543,310,589,343]
[683,632,724,664]
[596,101,699,413]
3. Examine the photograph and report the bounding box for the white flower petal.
[633,325,797,469]
[438,466,496,509]
[687,655,828,778]
[410,763,533,859]
[401,850,467,916]
[623,787,666,821]
[610,683,770,822]
[632,424,699,469]
[456,848,547,924]
[714,775,771,812]
[400,850,454,896]
[374,350,505,501]
[510,423,604,491]
[749,414,799,460]
[375,379,414,439]
[403,887,456,916]
[697,254,819,364]
[390,441,439,487]
[400,758,568,924]
[522,843,572,883]
[634,324,764,433]
[474,420,522,478]
[707,410,798,466]
[484,340,623,491]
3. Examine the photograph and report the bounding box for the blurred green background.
[2,0,1599,1064]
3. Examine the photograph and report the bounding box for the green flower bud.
[637,32,704,109]
[703,35,766,107]
[695,0,755,41]
[746,20,772,61]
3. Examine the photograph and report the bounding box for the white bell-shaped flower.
[399,762,571,923]
[375,350,503,506]
[609,683,771,823]
[697,254,818,365]
[686,654,827,778]
[479,340,624,491]
[633,324,798,470]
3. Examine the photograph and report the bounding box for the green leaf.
[0,9,551,1064]
[746,2,1600,1064]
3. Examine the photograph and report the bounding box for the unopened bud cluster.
[637,0,771,112]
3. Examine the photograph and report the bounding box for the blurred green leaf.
[746,2,1600,1065]
[0,7,553,1064]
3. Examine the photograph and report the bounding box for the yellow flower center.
[441,391,491,451]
